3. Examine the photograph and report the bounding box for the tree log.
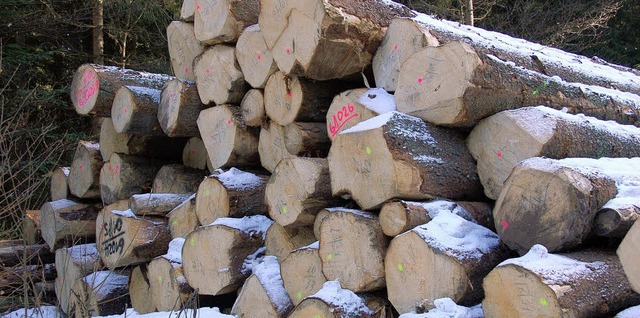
[319,208,388,292]
[264,0,413,80]
[231,255,294,317]
[467,106,640,200]
[618,219,640,293]
[167,21,204,81]
[195,168,268,225]
[99,118,186,161]
[148,239,192,311]
[151,164,204,194]
[241,89,266,127]
[258,122,330,173]
[263,71,346,126]
[594,198,640,238]
[129,193,191,217]
[111,85,164,135]
[328,111,483,210]
[50,167,71,201]
[55,244,103,314]
[313,209,331,240]
[494,157,640,254]
[0,244,54,268]
[193,45,246,105]
[24,210,43,245]
[70,270,130,317]
[96,209,172,269]
[395,41,640,127]
[158,78,207,137]
[372,18,439,92]
[41,199,101,251]
[99,153,165,204]
[326,88,396,140]
[483,245,640,318]
[0,263,56,294]
[70,64,172,117]
[182,137,211,170]
[193,0,259,45]
[379,199,493,237]
[385,212,507,314]
[266,157,344,227]
[180,0,195,21]
[288,280,376,318]
[197,105,260,169]
[265,223,316,260]
[167,194,199,238]
[68,141,103,199]
[182,215,272,295]
[129,264,156,314]
[237,24,278,89]
[280,242,326,306]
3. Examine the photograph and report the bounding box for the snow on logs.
[618,220,640,293]
[467,106,640,200]
[328,111,482,210]
[158,78,207,137]
[111,85,163,135]
[288,280,376,318]
[129,193,192,217]
[55,244,103,314]
[483,245,640,317]
[68,141,102,199]
[40,199,101,250]
[494,157,640,254]
[193,0,259,45]
[326,87,396,140]
[70,270,130,317]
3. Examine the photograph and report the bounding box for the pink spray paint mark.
[196,5,200,10]
[184,67,189,73]
[497,152,503,158]
[114,165,120,174]
[227,119,232,125]
[287,91,292,97]
[286,48,291,54]
[393,44,398,51]
[79,164,84,170]
[417,78,423,84]
[257,54,261,60]
[501,220,509,230]
[124,108,128,113]
[206,68,210,75]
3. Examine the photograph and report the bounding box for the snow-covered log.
[148,238,193,311]
[70,270,131,317]
[288,280,376,318]
[41,199,100,250]
[55,244,103,314]
[68,141,103,199]
[280,242,326,306]
[129,193,191,217]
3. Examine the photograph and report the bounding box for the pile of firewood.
[18,0,640,317]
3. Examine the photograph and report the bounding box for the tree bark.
[265,223,316,260]
[70,270,131,318]
[464,0,474,26]
[92,0,104,64]
[395,41,640,127]
[326,88,395,140]
[0,244,55,268]
[618,219,640,293]
[158,78,207,137]
[167,194,199,239]
[167,21,204,81]
[24,210,43,245]
[51,167,71,201]
[99,153,165,204]
[0,263,56,294]
[236,24,278,89]
[483,245,640,318]
[40,199,101,251]
[594,198,640,238]
[328,111,483,210]
[55,244,103,314]
[240,89,266,127]
[129,264,157,314]
[151,164,205,194]
[182,137,211,171]
[68,141,103,199]
[111,85,164,135]
[193,45,246,105]
[467,106,640,200]
[280,242,325,306]
[129,193,191,217]
[193,0,259,45]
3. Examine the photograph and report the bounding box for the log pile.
[29,0,640,316]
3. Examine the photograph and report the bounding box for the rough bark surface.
[129,193,191,217]
[41,199,101,251]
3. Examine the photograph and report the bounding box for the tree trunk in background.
[93,0,104,64]
[464,0,474,26]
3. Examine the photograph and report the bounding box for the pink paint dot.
[79,164,84,170]
[100,223,104,229]
[185,67,189,73]
[497,152,503,158]
[115,165,120,174]
[286,48,291,54]
[206,68,210,75]
[501,220,509,230]
[196,5,200,10]
[227,119,232,125]
[257,54,261,60]
[124,108,128,113]
[287,91,292,97]
[393,44,398,51]
[417,78,423,84]
[170,93,174,98]
[156,185,161,190]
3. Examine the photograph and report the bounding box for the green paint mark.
[327,254,333,261]
[397,263,404,272]
[158,275,163,283]
[365,146,372,155]
[532,81,549,96]
[172,220,178,226]
[282,205,288,214]
[539,298,548,307]
[314,316,322,318]
[297,291,303,299]
[205,189,210,196]
[190,237,196,246]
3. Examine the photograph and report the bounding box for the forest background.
[0,0,638,242]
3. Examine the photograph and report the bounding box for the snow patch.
[1,306,63,318]
[66,243,101,264]
[161,238,185,264]
[242,246,266,275]
[357,88,396,113]
[616,305,640,318]
[211,215,273,239]
[126,86,161,104]
[340,111,396,134]
[325,207,376,219]
[250,256,292,313]
[340,112,437,146]
[310,280,373,316]
[83,271,129,300]
[399,298,484,318]
[112,209,136,218]
[216,167,264,190]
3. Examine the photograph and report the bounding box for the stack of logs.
[19,0,640,317]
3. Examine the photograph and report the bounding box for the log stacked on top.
[35,0,640,316]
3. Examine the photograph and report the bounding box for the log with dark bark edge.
[312,209,331,240]
[193,45,246,105]
[263,71,347,126]
[372,18,439,92]
[70,270,131,318]
[264,223,316,260]
[288,280,376,318]
[167,194,198,239]
[395,41,640,128]
[193,0,259,45]
[237,24,278,89]
[129,264,157,314]
[265,0,414,80]
[398,13,640,95]
[241,89,266,127]
[231,255,294,317]
[182,137,210,170]
[194,168,269,225]
[618,219,640,293]
[494,157,640,254]
[111,85,164,135]
[326,88,395,140]
[129,193,191,217]
[265,157,344,228]
[319,208,388,293]
[40,199,101,251]
[483,245,640,318]
[197,105,260,169]
[96,209,172,270]
[167,21,204,81]
[280,242,326,306]
[147,246,193,312]
[158,78,207,137]
[379,199,494,237]
[180,0,195,21]
[151,164,205,194]
[594,198,640,238]
[99,118,186,161]
[51,167,71,201]
[328,111,483,210]
[55,244,103,314]
[0,244,54,268]
[182,215,272,296]
[385,212,508,314]
[467,106,640,200]
[99,153,165,204]
[70,64,173,117]
[68,141,103,199]
[24,210,43,245]
[0,263,56,294]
